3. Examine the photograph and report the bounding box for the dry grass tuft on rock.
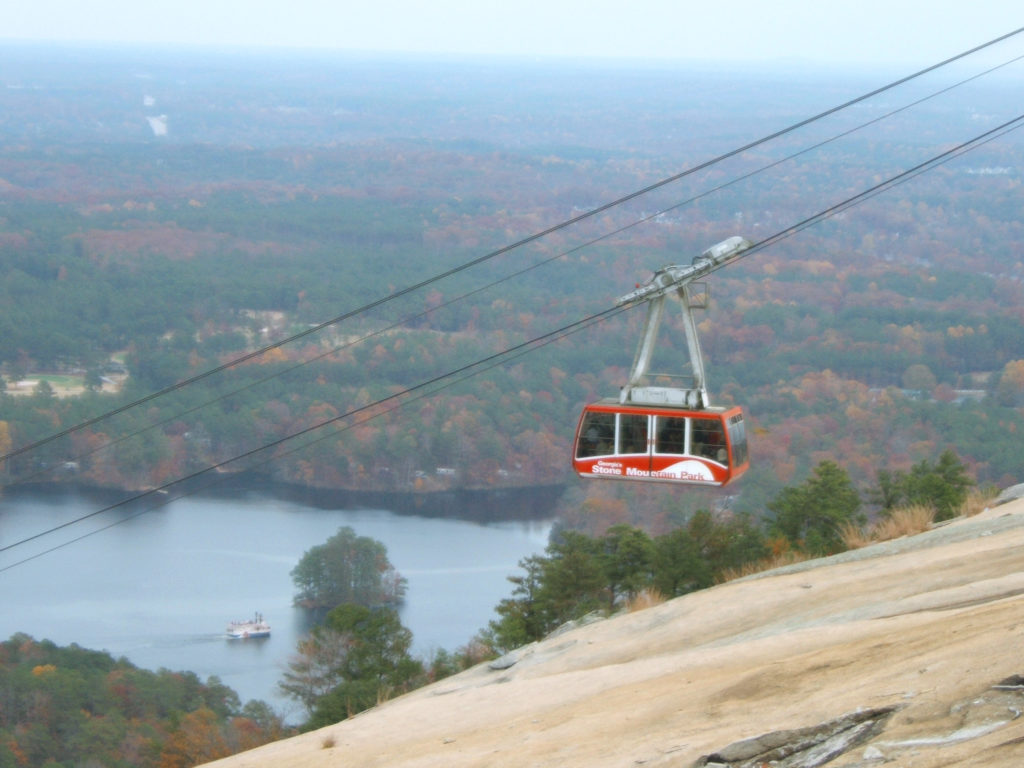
[625,588,666,613]
[843,487,1000,550]
[717,549,811,583]
[842,504,936,549]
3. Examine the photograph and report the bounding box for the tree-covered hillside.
[0,634,289,767]
[1,47,1022,524]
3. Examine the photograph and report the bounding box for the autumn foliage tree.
[995,359,1024,406]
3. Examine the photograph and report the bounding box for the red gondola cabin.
[573,399,749,486]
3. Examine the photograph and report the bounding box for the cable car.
[573,236,752,487]
[573,400,748,485]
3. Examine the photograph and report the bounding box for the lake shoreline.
[0,487,556,716]
[5,473,567,523]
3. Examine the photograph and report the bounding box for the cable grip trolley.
[573,236,752,486]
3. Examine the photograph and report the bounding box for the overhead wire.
[5,106,1023,569]
[3,24,1022,467]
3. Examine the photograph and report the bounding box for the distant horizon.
[0,37,974,78]
[5,2,1021,70]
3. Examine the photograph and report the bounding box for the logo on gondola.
[659,459,713,481]
[632,459,713,482]
[592,460,623,475]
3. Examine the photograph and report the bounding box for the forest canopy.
[0,47,1022,527]
[0,633,289,768]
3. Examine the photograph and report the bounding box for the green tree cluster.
[290,526,407,612]
[279,528,499,729]
[767,460,863,556]
[486,514,767,653]
[279,604,422,730]
[874,449,974,522]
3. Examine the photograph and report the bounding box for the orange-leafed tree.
[158,708,230,768]
[996,359,1024,406]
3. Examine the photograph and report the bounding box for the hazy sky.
[5,1,1022,67]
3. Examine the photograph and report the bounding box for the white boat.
[226,612,271,639]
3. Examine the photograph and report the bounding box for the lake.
[0,485,554,721]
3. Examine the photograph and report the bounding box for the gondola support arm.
[616,236,751,408]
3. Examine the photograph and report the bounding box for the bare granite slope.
[206,497,1024,768]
